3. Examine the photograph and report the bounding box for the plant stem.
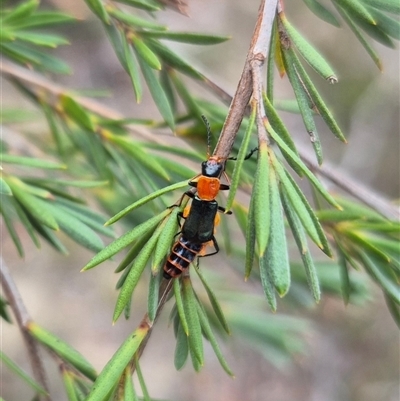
[0,258,51,401]
[214,0,279,158]
[297,145,399,220]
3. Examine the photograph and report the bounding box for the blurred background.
[2,0,399,400]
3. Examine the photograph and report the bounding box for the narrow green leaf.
[361,252,400,303]
[60,94,95,131]
[336,196,387,221]
[103,22,127,70]
[1,154,66,169]
[288,49,347,141]
[362,0,400,14]
[0,178,12,195]
[55,197,107,224]
[147,272,161,322]
[84,327,148,401]
[173,278,189,335]
[182,276,204,368]
[263,94,300,164]
[121,33,142,103]
[2,0,39,24]
[124,366,139,401]
[27,322,97,381]
[225,105,256,211]
[37,199,104,253]
[174,319,189,370]
[0,197,24,256]
[7,11,75,29]
[84,0,110,24]
[115,230,154,273]
[8,179,52,199]
[11,196,41,248]
[368,7,400,40]
[2,42,71,73]
[0,295,12,323]
[274,99,304,113]
[282,53,323,164]
[340,3,395,47]
[137,57,175,130]
[83,210,169,270]
[281,190,321,302]
[384,293,400,329]
[266,122,341,209]
[265,168,290,296]
[302,0,341,26]
[145,39,203,80]
[348,231,391,263]
[135,359,151,401]
[159,69,177,114]
[252,142,271,257]
[34,222,68,254]
[0,28,16,43]
[336,240,351,304]
[152,207,181,273]
[6,178,58,230]
[56,203,114,239]
[62,369,79,401]
[244,195,256,280]
[106,7,167,30]
[271,154,329,254]
[337,7,383,71]
[195,268,230,334]
[105,180,187,225]
[337,0,377,25]
[169,71,202,118]
[12,31,70,47]
[123,295,133,322]
[0,351,47,395]
[281,15,337,81]
[114,0,161,11]
[259,252,277,312]
[195,302,234,376]
[138,31,230,45]
[113,228,162,322]
[132,36,162,70]
[116,259,133,290]
[317,208,369,223]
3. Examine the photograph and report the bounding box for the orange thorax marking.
[196,177,220,201]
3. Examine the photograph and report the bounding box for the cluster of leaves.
[0,0,74,73]
[85,0,230,130]
[303,0,400,70]
[0,139,115,256]
[317,198,400,327]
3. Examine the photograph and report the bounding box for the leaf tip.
[327,75,338,84]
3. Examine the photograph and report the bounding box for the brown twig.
[297,145,400,220]
[116,277,173,388]
[0,60,157,145]
[214,0,279,158]
[0,258,51,401]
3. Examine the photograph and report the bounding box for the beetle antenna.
[201,115,212,157]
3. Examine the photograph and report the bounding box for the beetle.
[163,115,257,279]
[163,195,225,279]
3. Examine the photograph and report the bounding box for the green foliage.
[0,352,47,395]
[0,0,73,73]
